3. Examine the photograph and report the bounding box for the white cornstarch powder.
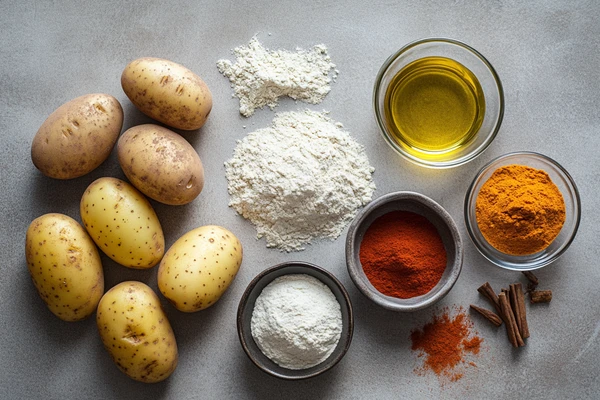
[216,37,337,117]
[251,274,343,370]
[224,110,376,252]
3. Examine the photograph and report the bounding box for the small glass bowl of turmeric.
[465,151,581,270]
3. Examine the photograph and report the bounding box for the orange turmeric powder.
[475,164,566,255]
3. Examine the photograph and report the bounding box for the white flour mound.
[250,274,342,370]
[216,37,337,117]
[224,110,376,252]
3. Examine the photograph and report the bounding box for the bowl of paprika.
[346,191,463,312]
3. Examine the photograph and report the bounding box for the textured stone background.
[1,0,598,398]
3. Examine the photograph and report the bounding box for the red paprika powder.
[359,210,447,298]
[410,307,482,382]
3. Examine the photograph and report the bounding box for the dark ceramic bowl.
[346,191,463,312]
[237,261,353,380]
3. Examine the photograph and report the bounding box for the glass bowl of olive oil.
[374,38,504,168]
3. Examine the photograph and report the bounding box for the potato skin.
[121,57,212,130]
[80,177,164,269]
[96,281,178,383]
[25,213,104,321]
[117,124,204,205]
[31,93,123,179]
[158,225,243,312]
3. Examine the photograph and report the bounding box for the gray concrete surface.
[1,0,599,399]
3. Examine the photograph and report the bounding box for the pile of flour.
[251,274,342,370]
[216,37,337,117]
[224,110,376,251]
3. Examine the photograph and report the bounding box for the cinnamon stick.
[470,304,502,327]
[509,285,522,335]
[522,271,539,293]
[515,283,530,339]
[510,283,530,339]
[477,282,502,315]
[521,271,539,286]
[530,290,552,303]
[498,292,524,347]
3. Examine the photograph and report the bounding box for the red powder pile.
[359,211,447,299]
[410,307,482,382]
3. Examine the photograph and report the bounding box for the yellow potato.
[80,177,164,269]
[117,124,204,205]
[96,281,178,383]
[158,225,243,312]
[31,93,123,179]
[121,57,212,130]
[25,213,104,321]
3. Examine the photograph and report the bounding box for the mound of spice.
[411,307,482,382]
[475,164,566,255]
[359,211,447,298]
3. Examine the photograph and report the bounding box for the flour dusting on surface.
[216,38,337,117]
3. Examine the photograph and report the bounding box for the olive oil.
[384,56,485,157]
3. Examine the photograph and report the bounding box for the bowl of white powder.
[237,262,353,380]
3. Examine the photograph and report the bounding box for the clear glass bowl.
[373,38,504,168]
[464,152,581,270]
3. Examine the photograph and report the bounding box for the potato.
[96,281,178,383]
[121,57,212,130]
[31,93,123,179]
[80,177,164,269]
[158,225,242,312]
[117,124,204,205]
[25,213,104,321]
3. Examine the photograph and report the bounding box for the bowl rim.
[236,261,354,380]
[346,191,463,312]
[373,37,505,169]
[464,151,582,270]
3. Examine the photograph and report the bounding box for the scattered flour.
[251,274,342,370]
[216,37,337,117]
[224,110,376,252]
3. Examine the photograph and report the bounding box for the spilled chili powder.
[410,307,482,382]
